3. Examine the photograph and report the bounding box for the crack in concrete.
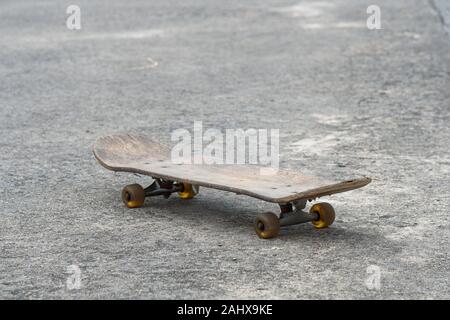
[429,0,450,36]
[429,0,446,25]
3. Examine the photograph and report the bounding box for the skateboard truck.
[121,179,199,208]
[279,201,319,226]
[253,200,335,239]
[144,179,183,198]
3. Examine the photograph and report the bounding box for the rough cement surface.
[0,0,449,299]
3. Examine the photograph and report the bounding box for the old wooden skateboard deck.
[93,134,371,238]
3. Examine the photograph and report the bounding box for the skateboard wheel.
[310,202,335,229]
[122,184,145,208]
[254,212,280,239]
[178,183,199,199]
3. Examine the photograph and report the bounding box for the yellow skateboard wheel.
[310,202,335,229]
[254,212,280,239]
[122,184,145,208]
[178,183,199,199]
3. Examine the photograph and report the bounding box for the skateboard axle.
[279,210,319,227]
[278,201,317,227]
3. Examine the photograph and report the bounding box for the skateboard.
[93,134,371,239]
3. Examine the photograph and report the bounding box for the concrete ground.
[0,0,449,299]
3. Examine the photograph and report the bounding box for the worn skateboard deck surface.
[93,134,371,203]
